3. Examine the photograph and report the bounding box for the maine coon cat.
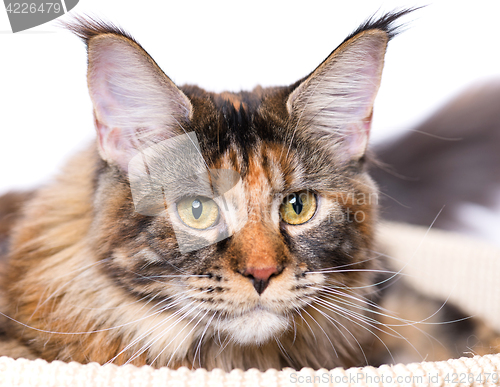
[0,10,498,371]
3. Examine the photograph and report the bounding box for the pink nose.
[243,266,281,295]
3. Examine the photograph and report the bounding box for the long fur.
[0,10,498,372]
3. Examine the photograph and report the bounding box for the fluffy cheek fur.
[3,142,378,372]
[88,142,378,352]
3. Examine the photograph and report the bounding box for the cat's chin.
[216,307,290,345]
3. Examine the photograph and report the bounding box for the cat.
[0,9,498,372]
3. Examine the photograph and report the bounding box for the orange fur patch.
[219,92,246,111]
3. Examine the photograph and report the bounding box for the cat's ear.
[286,29,388,161]
[81,23,192,171]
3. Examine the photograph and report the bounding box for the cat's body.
[0,11,498,371]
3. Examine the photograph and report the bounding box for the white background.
[1,0,500,242]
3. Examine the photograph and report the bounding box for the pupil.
[192,199,203,219]
[291,194,303,214]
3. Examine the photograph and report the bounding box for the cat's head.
[67,12,407,365]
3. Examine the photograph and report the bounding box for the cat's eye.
[280,191,317,225]
[177,197,219,229]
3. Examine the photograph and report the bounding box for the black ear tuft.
[62,15,137,48]
[343,7,421,44]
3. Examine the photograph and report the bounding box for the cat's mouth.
[215,305,290,345]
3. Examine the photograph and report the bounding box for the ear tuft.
[343,8,418,43]
[63,16,133,45]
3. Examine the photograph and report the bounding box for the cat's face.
[54,14,401,368]
[91,85,378,347]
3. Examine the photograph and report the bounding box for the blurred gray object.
[372,81,500,241]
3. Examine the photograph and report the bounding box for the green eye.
[177,197,219,229]
[280,191,317,225]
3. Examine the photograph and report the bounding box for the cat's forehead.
[217,141,288,190]
[179,86,351,192]
[210,133,342,196]
[182,85,289,133]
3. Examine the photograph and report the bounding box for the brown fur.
[0,191,38,360]
[0,10,498,372]
[0,191,32,258]
[2,141,376,370]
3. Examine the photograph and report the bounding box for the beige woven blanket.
[0,221,498,386]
